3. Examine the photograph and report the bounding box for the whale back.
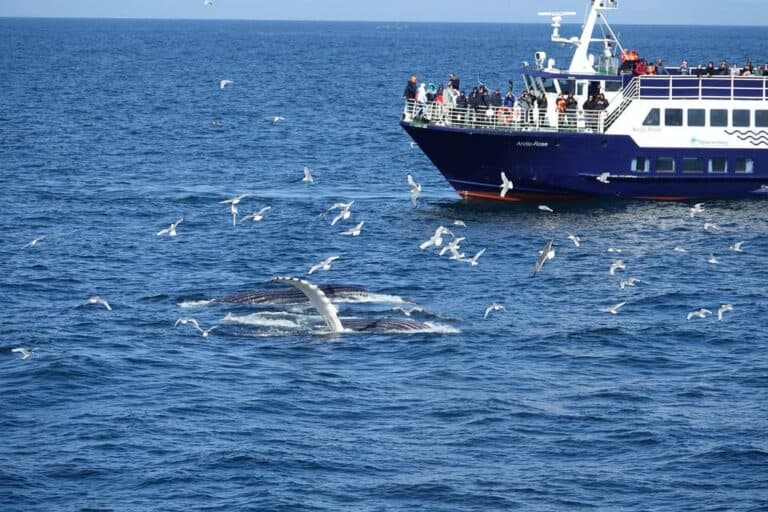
[271,277,344,333]
[214,284,368,305]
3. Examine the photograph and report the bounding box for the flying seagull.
[499,171,513,198]
[730,241,745,252]
[609,260,625,275]
[239,206,272,223]
[538,205,554,213]
[463,248,486,267]
[219,193,251,206]
[619,277,642,290]
[330,203,353,226]
[220,79,234,90]
[23,236,45,249]
[533,239,555,277]
[302,166,314,184]
[308,255,340,275]
[156,218,183,237]
[687,308,712,320]
[175,317,201,330]
[596,172,611,184]
[601,301,626,314]
[717,304,733,321]
[340,221,364,236]
[484,302,506,319]
[567,233,581,247]
[689,203,705,218]
[86,295,112,311]
[419,226,453,250]
[12,347,37,360]
[407,173,422,206]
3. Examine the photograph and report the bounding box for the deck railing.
[632,74,768,101]
[403,100,607,134]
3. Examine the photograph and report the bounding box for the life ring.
[497,107,515,125]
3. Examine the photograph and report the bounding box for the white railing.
[635,74,768,101]
[402,100,607,134]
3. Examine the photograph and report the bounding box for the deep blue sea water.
[1,18,768,511]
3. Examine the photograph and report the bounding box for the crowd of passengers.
[402,73,609,129]
[620,49,768,77]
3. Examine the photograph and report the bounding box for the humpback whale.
[270,277,431,333]
[212,284,372,305]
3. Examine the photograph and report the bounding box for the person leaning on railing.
[403,75,418,119]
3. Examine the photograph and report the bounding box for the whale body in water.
[213,284,370,305]
[271,277,430,333]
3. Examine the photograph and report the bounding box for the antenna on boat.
[538,11,579,45]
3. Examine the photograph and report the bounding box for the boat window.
[709,158,728,174]
[631,157,650,173]
[688,109,705,127]
[733,110,750,128]
[682,157,705,173]
[756,110,768,128]
[665,109,683,127]
[735,158,754,174]
[655,157,675,173]
[541,78,558,93]
[642,108,660,126]
[710,109,728,127]
[605,81,622,92]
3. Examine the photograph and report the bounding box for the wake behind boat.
[401,0,768,201]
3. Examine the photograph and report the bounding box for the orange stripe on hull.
[458,190,592,202]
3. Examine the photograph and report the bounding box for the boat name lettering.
[516,141,550,148]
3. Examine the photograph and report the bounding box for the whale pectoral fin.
[271,277,345,333]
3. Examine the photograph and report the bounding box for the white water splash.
[177,299,214,309]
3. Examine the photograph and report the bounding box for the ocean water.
[1,18,768,511]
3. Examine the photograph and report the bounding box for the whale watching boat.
[400,0,768,201]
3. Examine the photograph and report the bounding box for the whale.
[212,284,371,305]
[270,277,431,333]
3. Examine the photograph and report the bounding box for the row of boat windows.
[643,108,768,128]
[631,157,755,174]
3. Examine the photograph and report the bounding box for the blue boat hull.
[401,122,768,201]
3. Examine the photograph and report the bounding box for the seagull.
[23,236,45,249]
[439,236,465,257]
[533,239,554,277]
[324,201,354,215]
[673,246,688,253]
[717,304,733,321]
[703,222,719,232]
[409,141,419,149]
[204,0,213,5]
[484,302,506,319]
[302,166,314,184]
[689,203,705,218]
[239,206,272,224]
[596,172,611,184]
[707,253,719,264]
[463,248,486,267]
[407,173,422,206]
[609,260,625,275]
[419,226,453,250]
[229,203,238,227]
[499,171,513,198]
[308,255,340,275]
[687,308,712,321]
[86,295,112,310]
[220,79,234,90]
[219,193,251,206]
[453,220,467,228]
[175,317,201,330]
[330,203,353,226]
[730,241,745,252]
[567,233,581,247]
[392,306,424,316]
[619,277,642,290]
[607,247,623,253]
[538,205,554,213]
[601,301,626,314]
[197,325,219,337]
[270,116,286,123]
[156,218,183,237]
[12,347,37,360]
[340,221,364,236]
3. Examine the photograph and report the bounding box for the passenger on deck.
[565,93,578,127]
[490,88,503,107]
[448,73,460,90]
[504,91,515,108]
[741,61,754,76]
[536,92,548,126]
[595,93,610,110]
[761,63,768,77]
[467,87,480,122]
[705,62,716,77]
[403,75,418,100]
[655,59,669,75]
[633,59,647,76]
[717,60,729,75]
[693,64,704,77]
[646,62,656,75]
[679,60,690,75]
[555,93,567,126]
[426,83,437,103]
[456,90,468,124]
[518,91,533,125]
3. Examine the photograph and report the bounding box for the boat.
[400,0,768,201]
